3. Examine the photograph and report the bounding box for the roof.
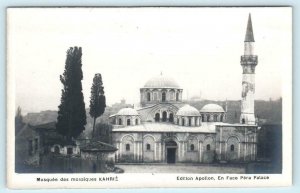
[200,104,225,113]
[245,13,255,42]
[112,122,223,133]
[176,104,200,116]
[117,108,139,116]
[143,74,180,89]
[80,141,118,152]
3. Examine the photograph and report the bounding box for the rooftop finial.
[245,13,255,42]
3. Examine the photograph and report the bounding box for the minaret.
[240,14,258,125]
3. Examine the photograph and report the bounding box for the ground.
[115,164,246,174]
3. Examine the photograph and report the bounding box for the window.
[119,118,122,125]
[202,115,205,122]
[176,92,179,101]
[230,144,235,151]
[188,118,192,126]
[135,119,138,125]
[127,119,131,126]
[207,115,210,122]
[220,115,223,122]
[162,92,166,102]
[169,113,174,122]
[146,144,151,151]
[242,118,245,124]
[155,113,160,122]
[126,144,130,151]
[190,144,195,151]
[34,138,38,151]
[182,118,185,126]
[206,144,211,151]
[54,146,60,154]
[214,114,218,122]
[67,147,73,155]
[153,92,157,100]
[28,140,33,156]
[147,92,151,101]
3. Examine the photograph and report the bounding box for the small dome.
[144,74,180,88]
[117,108,139,116]
[200,104,225,113]
[176,105,200,116]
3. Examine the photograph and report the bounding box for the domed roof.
[176,105,200,116]
[144,74,180,88]
[200,104,225,113]
[117,108,139,116]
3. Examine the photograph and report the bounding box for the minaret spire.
[245,13,255,42]
[240,14,258,125]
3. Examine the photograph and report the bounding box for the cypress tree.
[56,47,86,143]
[89,73,106,137]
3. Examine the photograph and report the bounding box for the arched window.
[206,144,211,151]
[146,144,151,151]
[188,118,192,126]
[214,114,218,122]
[162,111,167,122]
[127,119,131,126]
[54,146,60,154]
[135,118,138,125]
[182,118,185,126]
[207,115,210,122]
[155,113,160,122]
[176,92,179,101]
[153,92,157,101]
[230,144,235,151]
[162,92,166,102]
[169,113,174,122]
[126,144,130,151]
[190,144,195,151]
[118,118,122,125]
[147,92,151,101]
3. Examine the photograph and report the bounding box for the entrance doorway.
[165,140,177,164]
[167,148,176,163]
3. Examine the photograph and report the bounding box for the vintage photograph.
[7,7,292,188]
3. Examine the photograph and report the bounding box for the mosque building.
[109,14,258,164]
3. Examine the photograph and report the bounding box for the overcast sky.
[8,7,291,114]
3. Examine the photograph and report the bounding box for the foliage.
[89,73,106,137]
[15,106,24,135]
[56,47,86,143]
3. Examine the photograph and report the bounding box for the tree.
[15,106,24,135]
[56,47,86,143]
[89,73,106,137]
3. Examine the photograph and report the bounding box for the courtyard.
[115,163,246,174]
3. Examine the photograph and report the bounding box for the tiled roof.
[80,141,117,152]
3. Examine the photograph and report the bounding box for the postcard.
[6,7,292,188]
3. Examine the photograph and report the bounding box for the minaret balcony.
[241,55,258,65]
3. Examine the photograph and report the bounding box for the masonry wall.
[215,125,257,163]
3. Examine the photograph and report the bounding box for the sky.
[7,7,292,114]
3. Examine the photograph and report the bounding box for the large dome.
[117,108,139,116]
[144,74,180,88]
[200,104,225,113]
[176,105,200,116]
